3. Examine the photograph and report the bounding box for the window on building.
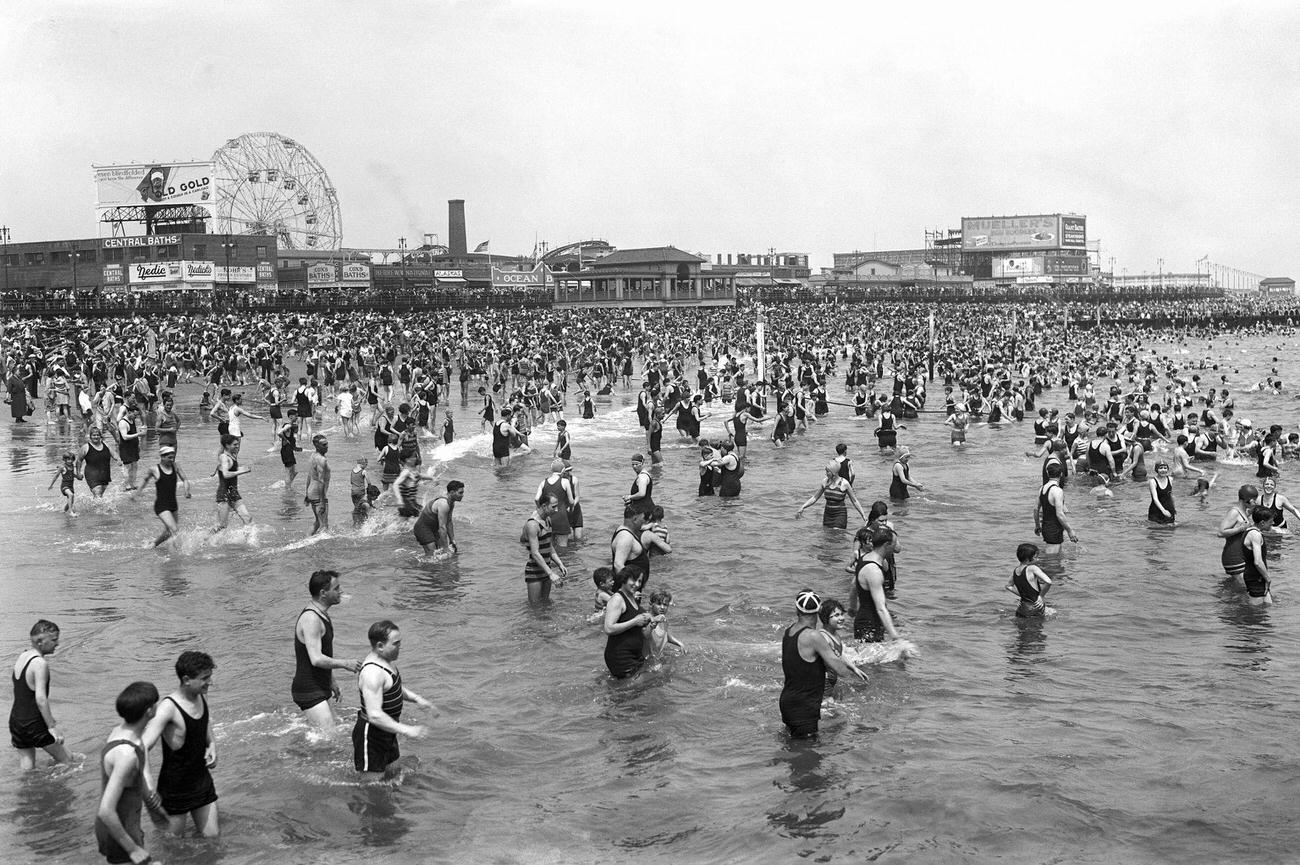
[155,245,178,259]
[193,243,207,259]
[256,245,267,258]
[24,252,44,265]
[131,247,151,261]
[3,254,17,267]
[51,250,71,264]
[103,248,124,262]
[77,248,97,262]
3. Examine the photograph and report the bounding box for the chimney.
[448,199,467,256]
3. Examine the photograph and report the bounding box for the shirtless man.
[292,570,363,728]
[143,651,219,837]
[9,620,72,770]
[305,434,331,535]
[353,620,433,775]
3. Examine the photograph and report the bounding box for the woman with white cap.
[135,445,192,547]
[889,447,924,501]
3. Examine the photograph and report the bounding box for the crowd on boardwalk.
[4,291,1300,863]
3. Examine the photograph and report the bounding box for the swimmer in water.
[352,620,433,775]
[1005,542,1052,617]
[644,588,686,659]
[143,651,220,837]
[48,451,79,515]
[587,566,616,625]
[292,570,363,728]
[95,681,164,865]
[135,445,192,547]
[781,590,868,739]
[1034,463,1078,554]
[1241,506,1274,605]
[815,598,862,703]
[9,620,73,771]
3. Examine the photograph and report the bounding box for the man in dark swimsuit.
[293,570,362,728]
[354,620,433,775]
[10,619,72,770]
[780,591,866,738]
[143,651,220,837]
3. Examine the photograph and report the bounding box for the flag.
[474,240,490,253]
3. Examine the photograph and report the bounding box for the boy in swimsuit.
[48,451,79,515]
[143,651,219,837]
[645,588,686,659]
[95,681,163,865]
[587,566,616,625]
[1005,543,1053,617]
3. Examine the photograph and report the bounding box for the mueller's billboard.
[94,162,216,210]
[962,215,1083,251]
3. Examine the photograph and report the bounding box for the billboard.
[215,266,257,284]
[102,234,181,249]
[1045,255,1090,276]
[129,261,183,284]
[341,264,371,282]
[993,256,1044,278]
[307,264,338,285]
[181,260,215,283]
[94,162,215,209]
[1061,216,1086,248]
[103,265,124,286]
[491,264,549,289]
[963,215,1064,251]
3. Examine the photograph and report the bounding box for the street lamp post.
[221,234,237,308]
[398,237,408,295]
[2,226,10,293]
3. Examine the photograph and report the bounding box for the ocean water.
[1,332,1298,865]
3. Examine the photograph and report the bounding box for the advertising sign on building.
[103,265,124,285]
[181,260,215,283]
[307,264,338,285]
[215,266,257,284]
[129,261,183,284]
[1045,255,1090,276]
[491,264,549,289]
[102,235,181,249]
[434,269,464,279]
[962,215,1063,251]
[1061,216,1087,248]
[94,163,216,210]
[993,256,1044,278]
[341,264,372,282]
[256,263,276,281]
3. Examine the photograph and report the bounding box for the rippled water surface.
[2,332,1299,864]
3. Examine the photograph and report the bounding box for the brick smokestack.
[448,199,467,256]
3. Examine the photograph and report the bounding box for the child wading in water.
[49,451,79,515]
[587,567,615,625]
[1005,542,1053,617]
[645,588,686,659]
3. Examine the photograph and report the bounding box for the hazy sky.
[2,0,1296,277]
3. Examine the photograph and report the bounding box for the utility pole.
[1,226,9,293]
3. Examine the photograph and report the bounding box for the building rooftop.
[590,246,705,268]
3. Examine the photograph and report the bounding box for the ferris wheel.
[211,132,342,250]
